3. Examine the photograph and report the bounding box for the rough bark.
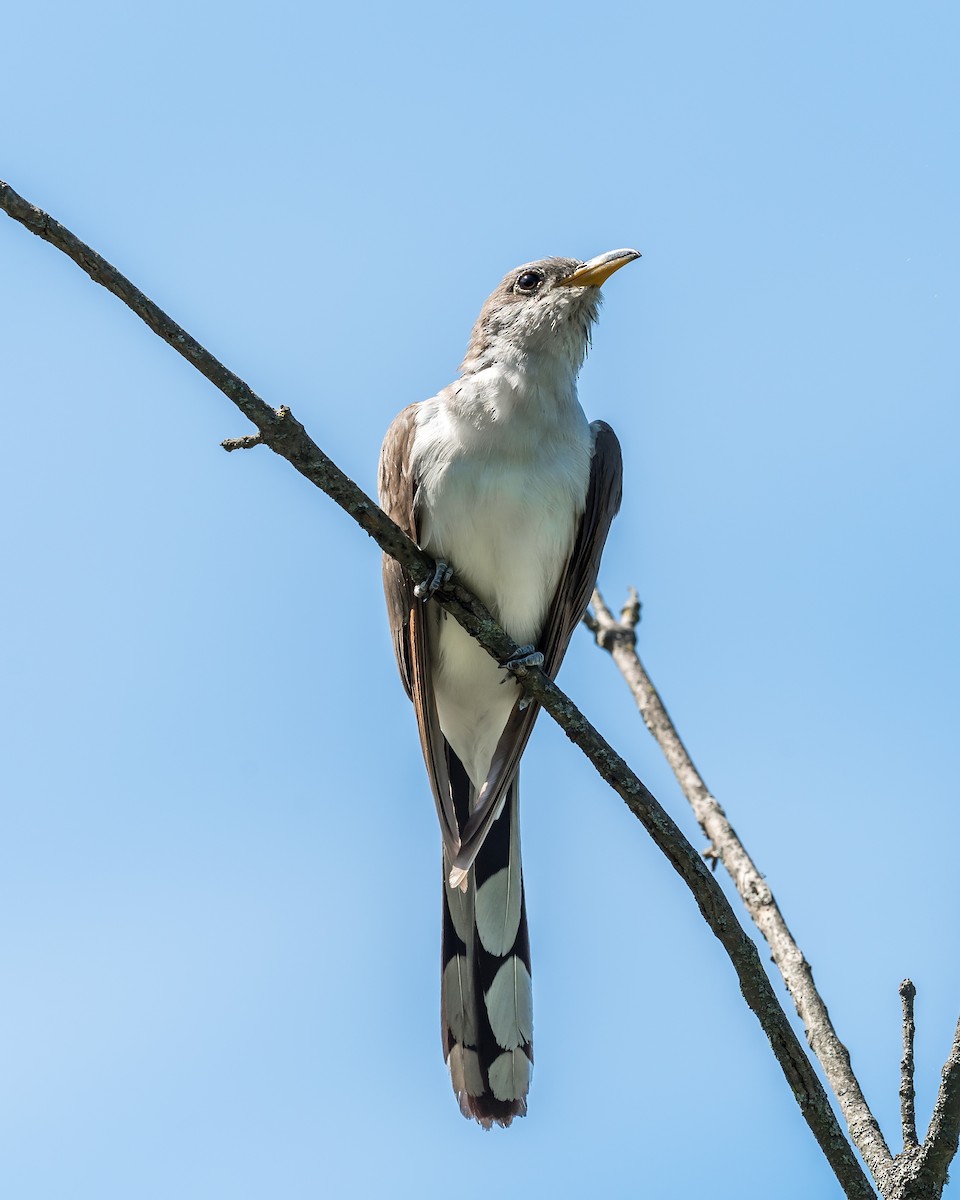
[585,587,960,1199]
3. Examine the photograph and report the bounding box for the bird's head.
[460,248,640,376]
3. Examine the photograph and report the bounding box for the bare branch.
[914,1015,960,1198]
[589,585,960,1200]
[1,179,876,1200]
[586,586,893,1188]
[619,587,641,628]
[581,609,600,636]
[222,432,264,452]
[901,981,919,1149]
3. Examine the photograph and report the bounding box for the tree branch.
[586,588,960,1198]
[585,589,890,1168]
[913,1015,960,1199]
[901,981,919,1150]
[1,178,875,1199]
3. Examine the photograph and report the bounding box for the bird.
[377,248,638,1127]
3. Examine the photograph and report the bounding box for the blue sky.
[2,3,958,1197]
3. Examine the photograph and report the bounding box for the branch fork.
[587,585,960,1200]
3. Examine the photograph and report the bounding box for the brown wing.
[450,421,623,876]
[378,406,462,862]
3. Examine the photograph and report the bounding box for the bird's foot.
[501,646,543,709]
[414,560,452,601]
[502,645,545,672]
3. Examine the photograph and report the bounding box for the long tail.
[441,764,533,1128]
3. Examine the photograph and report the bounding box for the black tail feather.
[440,754,532,1128]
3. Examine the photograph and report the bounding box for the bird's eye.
[515,270,543,293]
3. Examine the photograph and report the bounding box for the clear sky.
[2,3,958,1197]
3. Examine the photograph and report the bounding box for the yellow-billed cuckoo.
[378,248,639,1127]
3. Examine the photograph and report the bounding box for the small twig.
[222,432,263,452]
[702,846,720,873]
[901,980,919,1149]
[581,609,600,635]
[619,588,641,628]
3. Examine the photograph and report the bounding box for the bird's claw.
[414,560,452,601]
[502,646,543,708]
[503,645,545,673]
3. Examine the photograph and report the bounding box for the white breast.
[410,362,593,786]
